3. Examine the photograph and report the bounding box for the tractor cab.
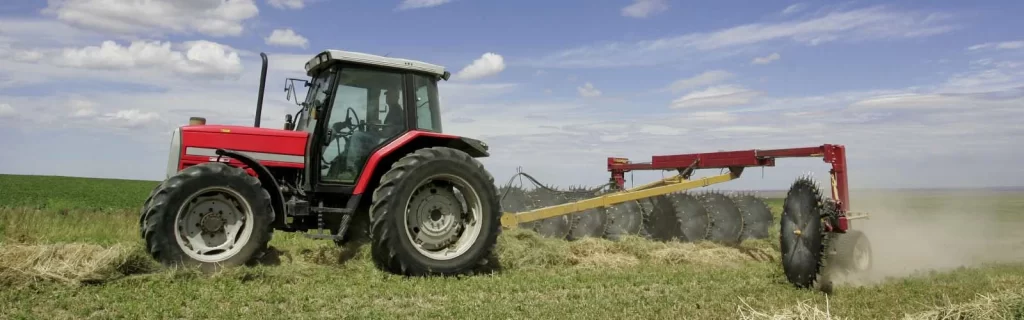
[282,50,451,187]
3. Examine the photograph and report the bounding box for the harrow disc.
[565,186,608,241]
[525,188,572,239]
[645,193,710,242]
[643,195,683,241]
[780,177,829,289]
[603,200,644,241]
[731,193,773,240]
[698,191,744,245]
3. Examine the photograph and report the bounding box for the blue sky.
[1,0,1022,191]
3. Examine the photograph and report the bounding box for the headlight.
[166,127,182,178]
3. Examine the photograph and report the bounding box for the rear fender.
[216,149,286,229]
[353,131,490,196]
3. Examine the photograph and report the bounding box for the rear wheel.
[139,162,274,271]
[368,147,501,276]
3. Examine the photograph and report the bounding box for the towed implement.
[140,48,870,290]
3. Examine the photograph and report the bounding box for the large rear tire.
[368,147,501,276]
[139,162,274,271]
[780,177,828,288]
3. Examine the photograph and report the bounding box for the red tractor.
[140,50,502,275]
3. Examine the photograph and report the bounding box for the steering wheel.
[321,107,363,175]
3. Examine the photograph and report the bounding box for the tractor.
[140,50,502,275]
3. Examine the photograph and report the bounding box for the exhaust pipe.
[255,52,268,128]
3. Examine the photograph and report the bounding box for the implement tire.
[832,229,872,273]
[368,147,501,276]
[140,162,274,271]
[780,177,828,288]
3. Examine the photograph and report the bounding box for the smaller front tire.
[368,147,502,276]
[140,162,274,271]
[832,229,872,273]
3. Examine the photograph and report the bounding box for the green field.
[2,174,1023,319]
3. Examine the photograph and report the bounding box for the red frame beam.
[607,144,850,221]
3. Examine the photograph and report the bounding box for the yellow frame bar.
[499,169,742,228]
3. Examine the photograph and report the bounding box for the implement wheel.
[369,147,501,276]
[140,162,274,271]
[780,177,828,288]
[699,191,744,245]
[603,200,644,241]
[832,229,872,273]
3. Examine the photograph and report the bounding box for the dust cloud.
[833,190,1024,285]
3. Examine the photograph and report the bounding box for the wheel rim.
[853,237,871,271]
[403,173,483,261]
[173,186,255,263]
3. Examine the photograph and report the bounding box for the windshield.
[296,69,336,132]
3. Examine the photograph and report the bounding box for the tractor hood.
[168,124,309,177]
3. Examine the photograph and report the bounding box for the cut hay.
[736,296,842,320]
[0,242,158,286]
[494,228,778,271]
[901,290,1024,320]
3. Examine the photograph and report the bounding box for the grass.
[2,174,1024,319]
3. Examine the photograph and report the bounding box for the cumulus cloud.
[268,0,305,9]
[671,85,761,108]
[622,0,669,18]
[526,6,957,68]
[577,82,602,98]
[53,39,243,76]
[454,52,505,80]
[666,70,734,92]
[264,28,309,48]
[752,52,781,65]
[0,103,15,118]
[397,0,453,10]
[42,0,259,37]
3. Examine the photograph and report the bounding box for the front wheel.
[368,147,502,276]
[139,162,274,271]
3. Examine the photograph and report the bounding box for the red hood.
[178,124,309,168]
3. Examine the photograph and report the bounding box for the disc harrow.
[497,144,872,291]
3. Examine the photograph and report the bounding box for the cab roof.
[304,49,450,80]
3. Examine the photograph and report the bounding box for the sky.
[1,0,1023,191]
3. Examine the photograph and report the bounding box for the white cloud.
[69,99,97,118]
[622,0,669,18]
[752,52,781,65]
[671,85,761,108]
[264,29,309,48]
[397,0,452,10]
[454,52,505,80]
[666,70,734,92]
[0,103,15,118]
[102,109,160,127]
[782,3,806,15]
[577,82,602,98]
[526,6,956,68]
[42,0,259,37]
[52,39,242,76]
[268,0,305,9]
[967,40,1024,51]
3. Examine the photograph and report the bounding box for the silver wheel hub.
[173,187,254,263]
[407,181,463,250]
[403,174,484,261]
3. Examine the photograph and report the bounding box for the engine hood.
[178,124,309,168]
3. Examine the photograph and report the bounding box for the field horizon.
[2,173,1024,319]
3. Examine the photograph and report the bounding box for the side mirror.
[284,114,294,130]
